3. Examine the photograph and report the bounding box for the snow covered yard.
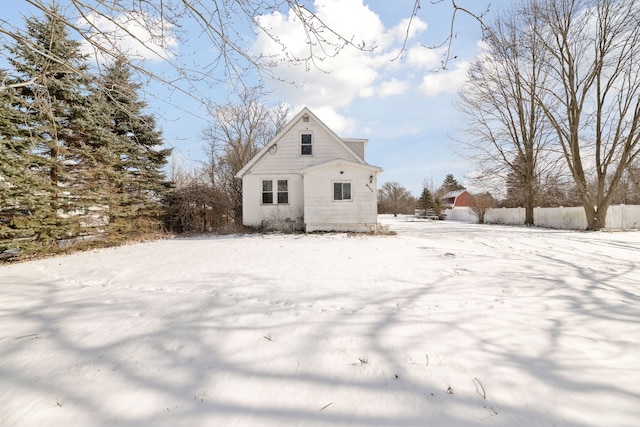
[1,216,639,427]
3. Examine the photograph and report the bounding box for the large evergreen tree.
[0,7,173,258]
[98,57,171,234]
[440,174,465,195]
[2,6,170,254]
[0,69,49,254]
[415,187,445,219]
[416,188,434,212]
[3,7,99,246]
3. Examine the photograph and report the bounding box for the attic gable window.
[333,182,351,201]
[301,133,312,155]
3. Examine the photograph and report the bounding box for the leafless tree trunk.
[456,1,558,225]
[378,181,415,217]
[534,0,640,229]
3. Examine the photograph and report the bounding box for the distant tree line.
[1,7,171,258]
[378,174,466,218]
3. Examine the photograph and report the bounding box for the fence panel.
[476,205,640,230]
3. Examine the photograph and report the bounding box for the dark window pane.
[262,180,272,191]
[278,180,288,191]
[301,134,312,155]
[333,183,342,200]
[343,183,351,200]
[278,192,288,204]
[262,193,273,204]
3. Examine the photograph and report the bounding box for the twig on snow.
[483,405,498,417]
[320,402,333,411]
[473,377,486,399]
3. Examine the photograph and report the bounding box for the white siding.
[242,174,304,227]
[303,163,378,232]
[249,117,357,175]
[240,108,381,232]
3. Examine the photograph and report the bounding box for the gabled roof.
[442,190,468,199]
[301,158,382,174]
[236,107,368,178]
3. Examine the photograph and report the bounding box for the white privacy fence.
[445,205,640,230]
[445,207,477,222]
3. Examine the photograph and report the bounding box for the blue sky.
[2,0,511,196]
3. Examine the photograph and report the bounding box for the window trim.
[300,132,313,156]
[333,181,352,201]
[261,178,289,205]
[262,179,273,204]
[277,179,289,204]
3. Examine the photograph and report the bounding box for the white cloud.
[419,61,470,97]
[359,87,375,98]
[377,78,408,97]
[78,11,177,63]
[389,17,428,44]
[312,106,356,134]
[285,103,355,135]
[406,45,444,70]
[252,0,430,129]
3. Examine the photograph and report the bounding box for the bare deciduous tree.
[534,0,640,229]
[456,1,559,226]
[458,0,640,230]
[378,181,415,217]
[469,192,496,224]
[164,167,227,234]
[203,90,289,223]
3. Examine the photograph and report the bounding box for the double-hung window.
[262,180,273,204]
[301,133,312,155]
[262,179,289,204]
[277,180,288,204]
[333,182,351,201]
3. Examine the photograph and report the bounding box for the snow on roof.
[442,189,467,199]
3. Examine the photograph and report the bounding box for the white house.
[236,107,382,232]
